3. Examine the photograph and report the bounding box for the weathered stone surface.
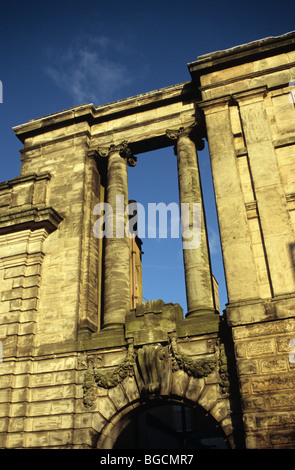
[198,383,219,411]
[0,31,294,449]
[185,376,205,402]
[108,385,129,410]
[170,369,189,397]
[95,396,117,421]
[236,359,258,376]
[196,32,295,449]
[251,374,295,393]
[121,377,140,403]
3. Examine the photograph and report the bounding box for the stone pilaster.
[98,142,136,329]
[235,89,295,298]
[166,126,216,318]
[200,98,261,308]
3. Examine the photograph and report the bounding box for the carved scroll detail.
[166,124,205,151]
[97,140,137,167]
[166,125,194,140]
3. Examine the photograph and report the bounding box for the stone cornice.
[13,82,196,144]
[198,62,295,94]
[188,31,295,79]
[226,294,295,327]
[0,172,51,191]
[0,206,63,235]
[19,130,91,155]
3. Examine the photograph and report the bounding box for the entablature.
[13,82,204,156]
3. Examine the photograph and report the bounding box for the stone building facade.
[0,31,294,449]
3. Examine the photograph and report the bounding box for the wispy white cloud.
[44,36,133,105]
[208,226,221,255]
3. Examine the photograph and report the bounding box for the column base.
[185,306,217,319]
[101,322,125,331]
[177,308,220,336]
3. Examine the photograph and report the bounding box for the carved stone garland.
[83,335,229,407]
[168,333,218,378]
[83,342,136,407]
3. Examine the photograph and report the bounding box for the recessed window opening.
[128,147,187,312]
[198,142,228,313]
[127,143,228,315]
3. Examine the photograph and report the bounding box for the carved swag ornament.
[83,335,229,407]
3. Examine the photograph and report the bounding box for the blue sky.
[0,0,294,314]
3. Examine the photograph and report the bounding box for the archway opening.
[113,401,230,449]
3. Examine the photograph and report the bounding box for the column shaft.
[102,145,130,329]
[174,129,215,317]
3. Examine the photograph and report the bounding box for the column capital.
[97,141,137,167]
[166,124,194,141]
[166,124,205,151]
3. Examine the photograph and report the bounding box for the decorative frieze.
[82,329,230,408]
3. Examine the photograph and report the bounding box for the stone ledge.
[0,172,51,191]
[126,299,220,344]
[76,300,221,353]
[13,300,221,359]
[274,135,295,148]
[13,82,195,146]
[0,207,63,235]
[189,31,295,76]
[226,294,295,327]
[78,327,126,351]
[178,313,220,338]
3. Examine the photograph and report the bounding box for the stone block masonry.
[0,32,294,449]
[190,31,295,448]
[233,318,295,447]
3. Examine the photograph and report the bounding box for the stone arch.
[82,304,238,449]
[85,357,235,449]
[96,392,234,449]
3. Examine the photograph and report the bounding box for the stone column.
[167,126,215,318]
[98,142,136,329]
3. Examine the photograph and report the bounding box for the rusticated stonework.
[0,31,294,449]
